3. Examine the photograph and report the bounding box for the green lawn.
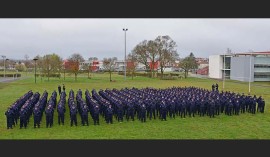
[0,73,269,139]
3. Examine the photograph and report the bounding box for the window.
[254,64,270,68]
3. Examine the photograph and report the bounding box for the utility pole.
[33,58,38,83]
[123,28,128,80]
[249,53,252,95]
[1,55,6,77]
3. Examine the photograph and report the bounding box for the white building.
[209,51,270,82]
[209,55,231,79]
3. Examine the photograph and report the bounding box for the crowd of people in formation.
[5,86,266,129]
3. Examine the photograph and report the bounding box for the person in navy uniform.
[169,99,176,119]
[149,101,156,120]
[57,103,65,125]
[81,105,89,126]
[117,102,124,122]
[228,99,233,116]
[140,104,147,122]
[212,84,215,91]
[200,99,205,117]
[19,107,27,129]
[189,98,196,117]
[126,101,135,121]
[70,105,78,126]
[45,105,54,128]
[209,99,215,118]
[180,99,186,118]
[161,100,167,121]
[251,96,257,114]
[62,84,66,92]
[235,98,240,115]
[215,83,219,91]
[260,98,265,113]
[215,97,220,115]
[106,105,113,124]
[5,107,14,129]
[93,105,100,125]
[33,107,41,128]
[58,85,61,95]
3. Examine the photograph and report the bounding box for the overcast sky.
[1,18,270,61]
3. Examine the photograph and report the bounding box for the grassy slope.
[0,73,269,139]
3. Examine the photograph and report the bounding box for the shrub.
[0,73,21,77]
[35,74,61,77]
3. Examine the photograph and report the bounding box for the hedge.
[35,74,61,77]
[0,73,21,77]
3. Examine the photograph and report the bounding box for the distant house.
[195,58,209,75]
[196,66,209,75]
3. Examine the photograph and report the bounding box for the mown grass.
[0,73,269,139]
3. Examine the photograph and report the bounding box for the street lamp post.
[5,58,9,78]
[13,62,15,79]
[33,58,38,84]
[1,55,7,78]
[123,28,128,80]
[248,54,252,95]
[223,53,225,90]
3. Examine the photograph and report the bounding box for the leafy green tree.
[179,52,198,78]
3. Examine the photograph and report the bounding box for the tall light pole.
[123,28,128,80]
[33,58,38,84]
[1,55,7,78]
[13,62,15,79]
[248,54,252,95]
[5,58,9,78]
[223,53,225,90]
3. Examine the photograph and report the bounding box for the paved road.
[0,77,24,83]
[189,73,209,79]
[189,73,270,88]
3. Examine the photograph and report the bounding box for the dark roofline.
[235,51,270,55]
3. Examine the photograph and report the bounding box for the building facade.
[209,51,270,82]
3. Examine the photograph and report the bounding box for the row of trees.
[3,35,198,81]
[34,53,85,81]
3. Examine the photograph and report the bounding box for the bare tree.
[102,57,117,82]
[81,63,91,79]
[53,55,63,79]
[88,57,99,77]
[155,35,178,79]
[127,53,138,80]
[67,53,84,81]
[40,53,62,81]
[179,52,198,78]
[24,54,30,75]
[132,40,150,73]
[42,54,53,81]
[15,63,26,72]
[34,55,43,80]
[147,40,159,78]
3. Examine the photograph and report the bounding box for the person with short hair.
[5,107,14,129]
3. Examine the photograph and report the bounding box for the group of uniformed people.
[5,86,266,129]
